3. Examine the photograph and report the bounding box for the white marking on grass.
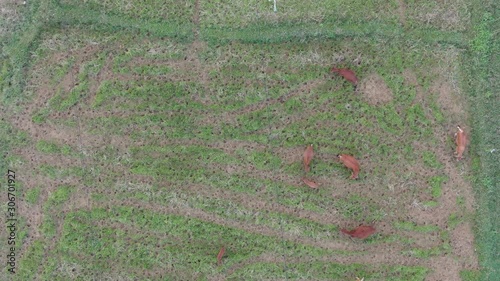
[411,199,429,211]
[269,0,277,12]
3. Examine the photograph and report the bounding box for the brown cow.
[217,246,225,266]
[455,125,467,160]
[303,144,314,173]
[337,154,360,179]
[302,177,320,189]
[331,67,358,85]
[340,225,376,239]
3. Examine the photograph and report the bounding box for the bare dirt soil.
[359,73,394,105]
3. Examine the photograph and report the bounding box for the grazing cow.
[455,125,467,160]
[217,246,225,266]
[331,67,358,85]
[340,225,376,239]
[302,177,320,189]
[303,144,314,173]
[337,154,360,179]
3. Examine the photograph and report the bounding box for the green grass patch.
[245,150,283,170]
[422,151,443,169]
[230,261,428,280]
[394,221,440,233]
[404,104,432,135]
[129,144,239,181]
[402,246,446,259]
[266,183,333,213]
[44,185,74,210]
[0,120,30,172]
[466,5,498,280]
[128,64,172,75]
[201,21,465,47]
[49,57,75,85]
[423,201,438,208]
[36,140,74,155]
[51,1,194,41]
[428,175,448,199]
[17,240,45,280]
[87,113,200,141]
[460,269,482,281]
[40,216,57,239]
[24,187,41,205]
[31,107,50,124]
[38,164,60,179]
[402,231,452,259]
[46,55,105,112]
[456,196,466,208]
[9,216,29,249]
[54,207,337,277]
[58,0,195,25]
[38,164,86,180]
[184,194,339,239]
[429,100,446,123]
[470,12,493,63]
[93,80,204,110]
[236,107,281,133]
[112,43,185,72]
[334,195,385,222]
[448,213,463,230]
[200,0,396,29]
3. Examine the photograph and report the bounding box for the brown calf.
[331,67,358,85]
[337,154,360,179]
[217,246,225,266]
[302,177,320,189]
[340,225,376,239]
[303,144,314,173]
[455,125,467,160]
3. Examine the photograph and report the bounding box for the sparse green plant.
[460,269,481,281]
[422,151,443,169]
[17,240,45,280]
[448,213,462,230]
[394,221,440,233]
[40,216,57,238]
[429,175,448,199]
[36,140,71,154]
[32,108,50,124]
[44,185,74,210]
[25,187,41,205]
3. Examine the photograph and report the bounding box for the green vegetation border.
[465,1,499,280]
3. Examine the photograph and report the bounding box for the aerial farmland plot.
[1,0,497,280]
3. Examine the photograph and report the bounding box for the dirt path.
[396,0,407,26]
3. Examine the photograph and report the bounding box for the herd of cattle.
[215,67,468,267]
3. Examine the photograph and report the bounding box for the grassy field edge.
[465,1,499,280]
